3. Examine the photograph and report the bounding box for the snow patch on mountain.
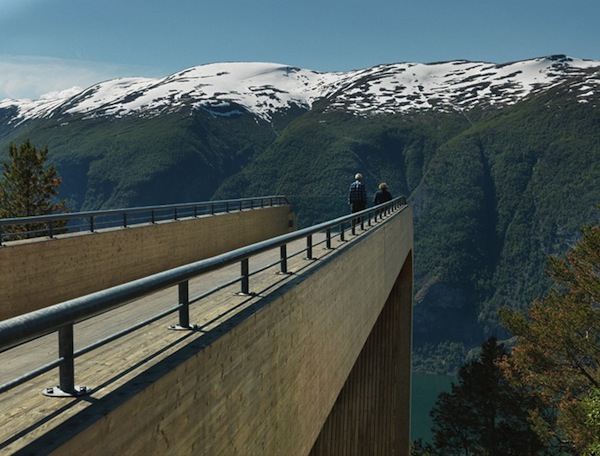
[324,56,600,115]
[1,56,599,124]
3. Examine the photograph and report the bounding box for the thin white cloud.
[0,55,155,100]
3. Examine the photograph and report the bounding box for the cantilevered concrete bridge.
[0,196,413,455]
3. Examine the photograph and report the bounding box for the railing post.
[240,258,250,295]
[280,245,288,274]
[169,281,196,330]
[340,222,345,242]
[174,207,178,221]
[48,220,54,238]
[326,228,332,249]
[43,324,88,397]
[179,281,189,327]
[58,325,75,392]
[306,235,313,259]
[123,212,127,228]
[90,215,95,232]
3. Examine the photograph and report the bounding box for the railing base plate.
[42,385,89,397]
[167,324,198,331]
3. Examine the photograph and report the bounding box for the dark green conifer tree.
[0,140,67,238]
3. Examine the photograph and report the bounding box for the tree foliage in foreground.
[500,218,600,454]
[0,140,67,238]
[424,337,544,455]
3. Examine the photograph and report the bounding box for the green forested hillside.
[0,108,280,209]
[410,84,600,370]
[214,107,470,226]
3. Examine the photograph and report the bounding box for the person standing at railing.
[373,182,392,205]
[373,182,393,218]
[348,173,367,212]
[348,173,367,228]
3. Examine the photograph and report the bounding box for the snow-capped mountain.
[1,55,599,124]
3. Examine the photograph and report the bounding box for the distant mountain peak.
[1,56,599,125]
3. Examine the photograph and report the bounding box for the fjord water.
[411,372,456,443]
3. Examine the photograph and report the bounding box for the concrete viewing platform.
[0,203,413,455]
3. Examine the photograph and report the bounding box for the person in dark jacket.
[348,173,367,229]
[373,182,392,217]
[373,182,392,205]
[348,173,367,213]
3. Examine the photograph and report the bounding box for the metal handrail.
[0,196,407,396]
[0,196,290,245]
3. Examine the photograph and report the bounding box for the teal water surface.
[410,372,455,443]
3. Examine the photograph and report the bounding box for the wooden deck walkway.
[0,227,372,454]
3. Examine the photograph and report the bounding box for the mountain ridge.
[2,55,599,125]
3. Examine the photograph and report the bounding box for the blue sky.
[1,0,599,100]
